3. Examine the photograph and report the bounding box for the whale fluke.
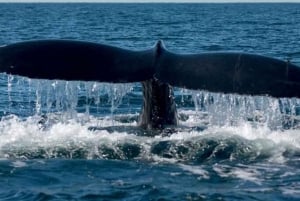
[0,40,155,82]
[1,39,299,98]
[1,39,300,130]
[155,49,300,98]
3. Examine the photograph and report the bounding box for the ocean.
[0,3,300,201]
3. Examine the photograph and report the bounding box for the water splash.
[0,114,300,164]
[4,74,300,131]
[1,74,300,164]
[7,74,14,113]
[3,74,135,121]
[179,89,300,130]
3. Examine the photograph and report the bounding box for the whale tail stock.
[0,40,300,129]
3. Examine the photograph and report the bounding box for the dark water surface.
[0,3,300,201]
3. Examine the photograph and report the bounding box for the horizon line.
[0,0,300,3]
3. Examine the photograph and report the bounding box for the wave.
[0,113,299,167]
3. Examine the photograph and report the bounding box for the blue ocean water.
[0,3,300,201]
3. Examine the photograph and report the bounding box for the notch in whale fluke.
[0,39,300,98]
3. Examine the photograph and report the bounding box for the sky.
[0,0,299,2]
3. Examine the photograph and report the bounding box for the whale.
[0,39,300,129]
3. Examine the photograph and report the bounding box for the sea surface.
[0,3,300,201]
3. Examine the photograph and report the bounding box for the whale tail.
[0,39,299,98]
[0,40,300,129]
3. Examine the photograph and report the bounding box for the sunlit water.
[0,3,300,201]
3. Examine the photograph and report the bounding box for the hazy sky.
[0,0,299,2]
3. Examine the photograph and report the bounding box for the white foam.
[280,185,300,196]
[0,108,300,163]
[213,164,262,185]
[179,164,210,179]
[231,167,262,185]
[11,160,27,168]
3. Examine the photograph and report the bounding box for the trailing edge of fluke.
[0,39,299,129]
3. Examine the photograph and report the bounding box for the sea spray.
[4,74,300,130]
[187,90,300,130]
[4,75,135,122]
